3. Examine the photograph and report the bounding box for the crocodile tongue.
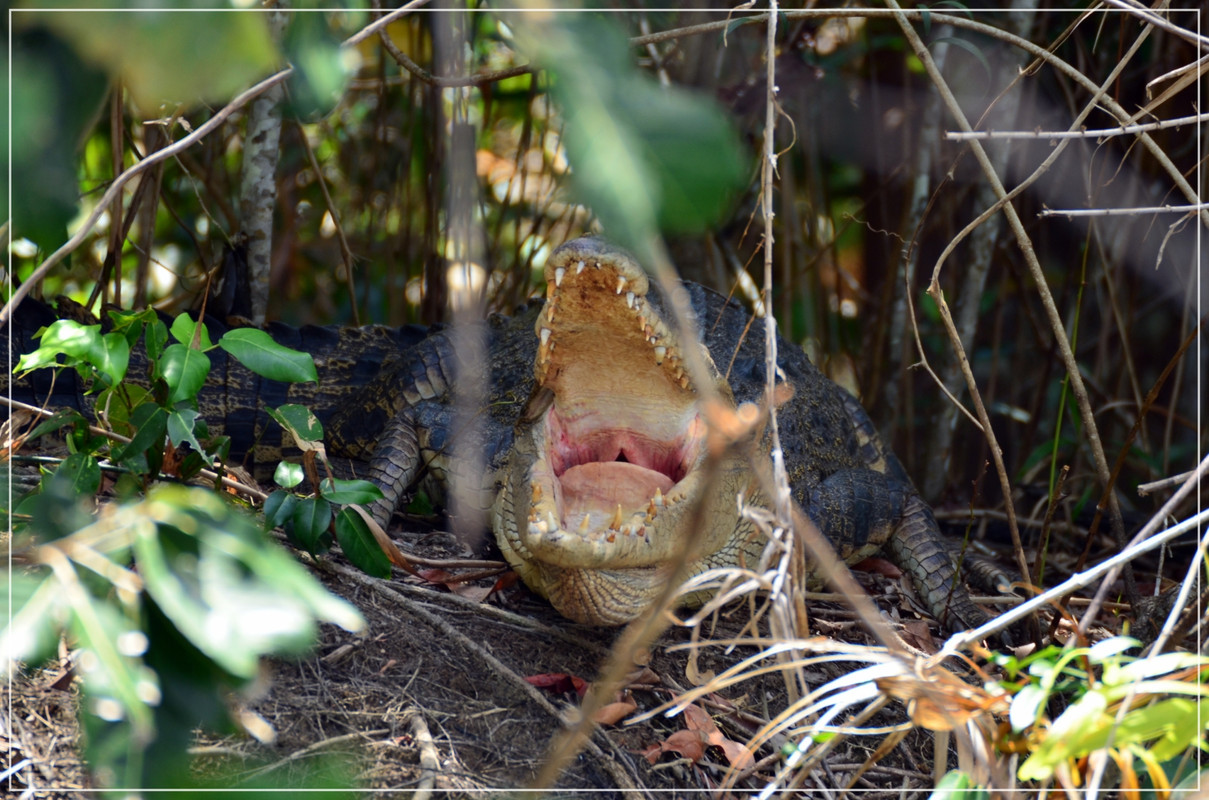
[559,462,675,520]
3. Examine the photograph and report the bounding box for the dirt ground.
[5,505,1001,797]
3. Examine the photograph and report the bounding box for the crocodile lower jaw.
[521,416,708,569]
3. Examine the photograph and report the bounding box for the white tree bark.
[238,7,288,324]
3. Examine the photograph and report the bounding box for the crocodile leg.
[806,469,987,632]
[881,496,988,632]
[363,410,421,527]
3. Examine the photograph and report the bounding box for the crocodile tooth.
[647,498,657,517]
[546,511,560,533]
[654,487,663,506]
[531,484,542,504]
[609,504,624,530]
[673,366,684,381]
[576,260,586,275]
[616,276,626,295]
[625,291,635,309]
[578,515,592,533]
[644,512,655,525]
[638,315,647,331]
[540,327,551,346]
[529,509,538,523]
[535,519,549,534]
[678,375,691,390]
[606,532,616,543]
[653,346,666,364]
[554,267,565,287]
[592,261,601,269]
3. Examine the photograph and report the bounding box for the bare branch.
[1039,202,1209,217]
[342,0,432,48]
[946,112,1209,140]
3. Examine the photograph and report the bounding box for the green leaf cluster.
[989,637,1209,784]
[15,310,317,492]
[1,484,363,790]
[513,14,749,255]
[262,405,389,579]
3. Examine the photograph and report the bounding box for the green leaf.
[24,408,88,442]
[516,15,748,250]
[64,577,156,746]
[319,478,384,505]
[0,572,64,669]
[17,468,97,542]
[160,343,212,405]
[220,329,318,384]
[334,508,391,579]
[133,487,362,678]
[267,404,324,446]
[1086,636,1141,664]
[282,10,349,121]
[95,383,151,439]
[169,312,214,350]
[263,489,298,530]
[36,9,279,112]
[167,408,213,467]
[1009,683,1047,734]
[97,331,131,388]
[929,769,987,800]
[145,318,169,364]
[53,452,102,497]
[291,497,333,554]
[113,402,168,466]
[10,28,108,251]
[16,319,102,373]
[274,462,305,490]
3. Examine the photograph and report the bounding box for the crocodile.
[326,237,991,630]
[4,238,992,632]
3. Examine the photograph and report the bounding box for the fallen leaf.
[417,568,495,602]
[662,728,707,763]
[684,703,753,768]
[525,672,589,700]
[626,666,661,687]
[899,618,937,653]
[491,571,520,592]
[594,696,638,726]
[852,556,902,578]
[685,649,716,686]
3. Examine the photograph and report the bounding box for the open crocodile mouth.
[519,242,709,570]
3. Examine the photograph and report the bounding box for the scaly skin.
[485,238,988,629]
[6,239,991,631]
